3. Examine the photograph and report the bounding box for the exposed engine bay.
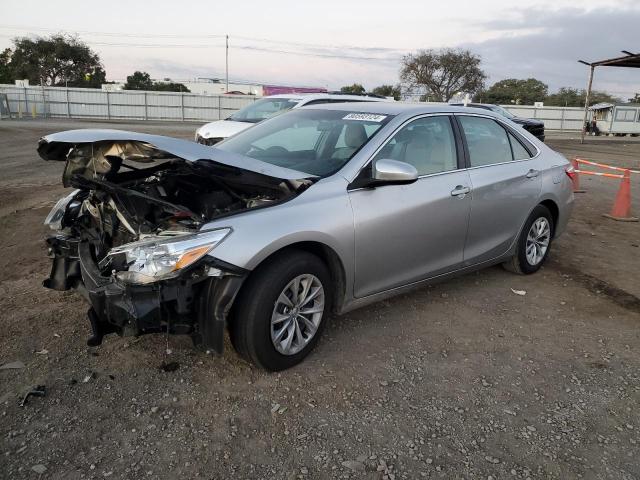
[55,140,298,266]
[39,131,313,352]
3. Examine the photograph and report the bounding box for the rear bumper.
[44,235,246,353]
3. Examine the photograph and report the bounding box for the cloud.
[463,6,640,98]
[93,4,640,97]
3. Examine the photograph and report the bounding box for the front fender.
[201,175,356,294]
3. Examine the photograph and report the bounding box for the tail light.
[565,164,576,180]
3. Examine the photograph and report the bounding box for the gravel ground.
[1,120,639,480]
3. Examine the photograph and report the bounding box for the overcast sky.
[1,0,638,98]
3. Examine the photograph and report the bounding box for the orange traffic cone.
[571,158,585,193]
[603,169,638,222]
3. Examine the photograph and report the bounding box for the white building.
[182,78,262,96]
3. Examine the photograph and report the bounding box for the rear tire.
[503,205,554,275]
[230,250,332,371]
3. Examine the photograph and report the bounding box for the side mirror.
[373,159,419,185]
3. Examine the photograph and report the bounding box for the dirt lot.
[1,120,639,480]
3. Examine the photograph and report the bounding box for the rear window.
[459,116,533,166]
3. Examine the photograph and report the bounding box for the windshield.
[217,109,392,177]
[489,105,515,119]
[228,97,299,123]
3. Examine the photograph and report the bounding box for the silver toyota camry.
[40,103,574,370]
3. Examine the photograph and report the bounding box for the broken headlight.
[44,189,81,231]
[108,228,231,284]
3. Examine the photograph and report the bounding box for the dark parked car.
[450,103,545,142]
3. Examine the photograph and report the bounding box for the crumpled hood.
[38,129,315,182]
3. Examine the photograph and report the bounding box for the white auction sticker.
[342,113,387,122]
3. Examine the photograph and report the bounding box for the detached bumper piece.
[44,235,246,353]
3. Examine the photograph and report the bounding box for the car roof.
[450,102,497,108]
[449,102,497,107]
[302,101,502,117]
[262,93,388,102]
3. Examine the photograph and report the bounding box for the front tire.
[230,250,332,371]
[503,205,554,275]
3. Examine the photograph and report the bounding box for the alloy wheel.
[525,217,551,266]
[270,274,325,356]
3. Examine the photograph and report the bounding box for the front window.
[217,109,392,176]
[373,116,458,175]
[228,97,299,123]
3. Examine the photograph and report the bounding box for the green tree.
[124,71,153,90]
[372,84,401,100]
[0,48,13,84]
[9,35,105,87]
[124,72,190,92]
[483,78,548,105]
[340,83,365,94]
[400,48,485,102]
[151,81,190,92]
[545,87,619,107]
[629,93,640,103]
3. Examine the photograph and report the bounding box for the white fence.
[0,84,258,122]
[501,105,585,131]
[0,84,586,131]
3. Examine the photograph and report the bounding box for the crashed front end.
[39,130,309,352]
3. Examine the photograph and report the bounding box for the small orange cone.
[603,169,638,222]
[571,159,585,193]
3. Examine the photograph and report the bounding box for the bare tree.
[400,49,486,102]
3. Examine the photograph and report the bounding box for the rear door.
[348,114,472,297]
[456,115,543,266]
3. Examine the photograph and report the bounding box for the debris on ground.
[31,464,47,474]
[510,288,527,296]
[19,385,46,407]
[0,361,25,370]
[159,361,180,372]
[342,460,366,472]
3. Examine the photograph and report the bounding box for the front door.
[348,115,472,298]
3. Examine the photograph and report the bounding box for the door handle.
[525,169,540,179]
[450,185,471,197]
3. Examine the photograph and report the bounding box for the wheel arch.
[241,241,348,314]
[538,198,560,236]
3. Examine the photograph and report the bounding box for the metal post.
[225,35,229,93]
[580,65,594,144]
[218,95,222,120]
[106,90,111,119]
[180,92,184,121]
[41,83,47,118]
[560,107,565,131]
[144,91,148,120]
[24,86,28,118]
[66,86,70,118]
